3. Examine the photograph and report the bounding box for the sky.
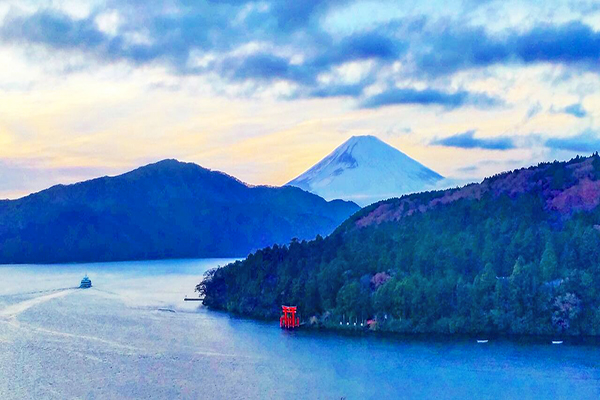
[1,0,600,199]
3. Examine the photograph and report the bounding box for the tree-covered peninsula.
[199,155,600,336]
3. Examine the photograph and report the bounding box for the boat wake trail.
[29,324,140,352]
[90,287,122,297]
[0,289,76,320]
[0,286,79,298]
[0,289,141,352]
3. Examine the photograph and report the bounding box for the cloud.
[308,82,366,98]
[312,32,406,67]
[431,130,516,150]
[261,0,351,32]
[515,22,600,65]
[1,10,105,51]
[562,103,587,118]
[545,130,600,153]
[413,21,600,76]
[526,102,543,120]
[456,165,478,173]
[217,53,314,84]
[216,32,401,88]
[4,6,600,77]
[361,88,500,109]
[0,9,187,66]
[2,2,600,108]
[0,7,402,93]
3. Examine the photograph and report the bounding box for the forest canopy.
[199,154,600,336]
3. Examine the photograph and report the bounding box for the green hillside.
[200,154,600,336]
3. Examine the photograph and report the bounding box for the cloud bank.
[2,1,599,110]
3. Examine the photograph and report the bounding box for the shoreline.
[301,325,600,345]
[206,307,600,345]
[0,256,243,267]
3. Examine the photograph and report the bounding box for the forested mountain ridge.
[200,154,600,336]
[342,154,600,231]
[0,159,359,264]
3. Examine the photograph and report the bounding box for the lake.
[0,259,599,399]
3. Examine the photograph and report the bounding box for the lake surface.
[0,259,599,399]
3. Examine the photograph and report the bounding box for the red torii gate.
[280,305,299,329]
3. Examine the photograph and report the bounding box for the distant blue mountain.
[0,160,359,264]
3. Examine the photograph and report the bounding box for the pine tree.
[540,241,558,281]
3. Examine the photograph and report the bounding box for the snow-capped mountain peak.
[287,135,443,206]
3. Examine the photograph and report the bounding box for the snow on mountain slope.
[287,135,444,206]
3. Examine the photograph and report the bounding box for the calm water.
[0,259,599,399]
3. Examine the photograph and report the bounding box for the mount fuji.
[287,135,444,206]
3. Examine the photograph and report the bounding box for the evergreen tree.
[540,241,558,281]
